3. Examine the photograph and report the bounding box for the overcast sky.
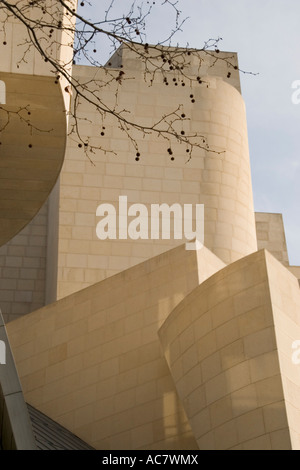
[79,0,300,265]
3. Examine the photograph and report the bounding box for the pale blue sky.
[78,0,300,265]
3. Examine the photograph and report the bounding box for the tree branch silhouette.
[0,0,254,162]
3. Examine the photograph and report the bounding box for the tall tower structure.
[53,45,257,298]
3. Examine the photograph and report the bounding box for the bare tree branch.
[0,0,256,161]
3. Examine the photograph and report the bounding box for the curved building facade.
[197,78,257,263]
[54,47,257,299]
[0,4,300,451]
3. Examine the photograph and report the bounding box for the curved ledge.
[159,250,300,450]
[0,72,66,247]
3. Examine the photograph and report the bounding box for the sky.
[78,0,300,265]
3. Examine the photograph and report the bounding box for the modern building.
[1,1,300,450]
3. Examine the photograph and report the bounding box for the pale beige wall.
[56,48,257,299]
[0,202,48,323]
[159,249,300,450]
[7,244,224,450]
[265,252,300,450]
[255,212,289,266]
[45,181,60,305]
